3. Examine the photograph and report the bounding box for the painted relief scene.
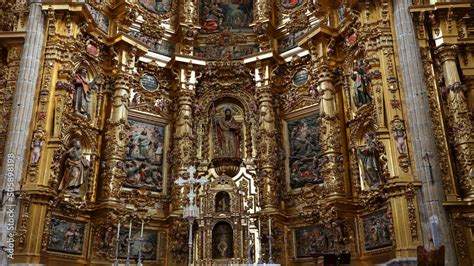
[139,0,172,14]
[118,229,158,260]
[362,209,393,251]
[288,115,322,189]
[193,44,259,60]
[294,225,333,258]
[200,0,253,33]
[124,119,165,192]
[47,217,86,255]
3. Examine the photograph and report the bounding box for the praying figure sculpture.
[73,67,97,119]
[351,59,372,108]
[59,139,90,195]
[214,108,241,158]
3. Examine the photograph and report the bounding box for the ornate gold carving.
[405,183,418,241]
[286,10,309,34]
[419,47,455,195]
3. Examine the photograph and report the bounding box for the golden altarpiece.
[0,0,473,265]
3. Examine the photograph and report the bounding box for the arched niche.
[212,221,234,259]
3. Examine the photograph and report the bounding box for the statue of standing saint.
[351,59,372,108]
[59,139,90,195]
[73,67,97,119]
[357,132,384,189]
[214,108,241,158]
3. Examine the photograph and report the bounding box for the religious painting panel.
[47,216,87,255]
[280,0,304,11]
[199,0,253,33]
[193,44,259,60]
[278,30,306,53]
[139,0,172,14]
[124,119,165,192]
[361,209,393,251]
[150,40,175,57]
[118,229,158,260]
[86,4,109,33]
[294,225,333,258]
[287,114,322,189]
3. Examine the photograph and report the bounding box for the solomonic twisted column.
[435,45,474,200]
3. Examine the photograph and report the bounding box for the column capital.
[435,45,458,63]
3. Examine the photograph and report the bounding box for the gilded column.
[308,39,344,197]
[393,0,456,263]
[0,1,44,263]
[255,63,279,210]
[435,45,473,200]
[170,66,196,212]
[100,46,137,203]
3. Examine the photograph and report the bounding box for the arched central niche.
[212,221,234,259]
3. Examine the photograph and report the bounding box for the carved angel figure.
[31,139,44,164]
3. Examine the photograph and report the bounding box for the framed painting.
[124,118,166,192]
[294,225,333,258]
[47,216,87,255]
[286,114,322,189]
[199,0,253,33]
[118,229,158,260]
[139,0,172,14]
[361,209,393,251]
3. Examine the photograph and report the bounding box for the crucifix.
[175,166,209,266]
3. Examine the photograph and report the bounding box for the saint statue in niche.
[73,67,98,119]
[214,108,241,158]
[351,59,372,108]
[357,132,384,189]
[215,191,230,212]
[59,139,90,195]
